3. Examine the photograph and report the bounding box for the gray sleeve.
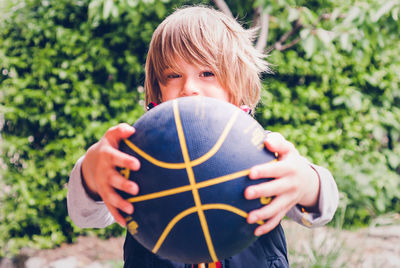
[67,156,115,228]
[286,164,339,228]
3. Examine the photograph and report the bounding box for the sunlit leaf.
[372,0,397,22]
[288,7,299,22]
[103,0,114,19]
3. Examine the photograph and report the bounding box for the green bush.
[0,0,208,256]
[255,0,400,228]
[0,0,399,257]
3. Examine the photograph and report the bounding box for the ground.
[283,216,400,267]
[2,214,400,268]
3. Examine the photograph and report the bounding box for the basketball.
[117,96,275,264]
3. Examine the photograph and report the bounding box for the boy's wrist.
[80,166,102,201]
[299,164,321,213]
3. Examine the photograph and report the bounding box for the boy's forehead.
[162,56,209,72]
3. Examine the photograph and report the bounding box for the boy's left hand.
[244,132,320,236]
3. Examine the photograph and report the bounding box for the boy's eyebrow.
[163,65,186,73]
[161,68,176,75]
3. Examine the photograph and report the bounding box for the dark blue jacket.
[123,224,288,268]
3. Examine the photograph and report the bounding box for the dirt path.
[283,219,400,267]
[2,216,400,268]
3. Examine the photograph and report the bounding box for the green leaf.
[343,6,361,25]
[103,0,114,19]
[372,0,397,22]
[316,28,334,45]
[288,7,299,22]
[303,35,316,58]
[392,6,399,21]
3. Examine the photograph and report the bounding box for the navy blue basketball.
[118,96,275,264]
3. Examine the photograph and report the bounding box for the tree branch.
[213,0,233,18]
[266,19,302,53]
[266,12,343,53]
[274,37,302,52]
[255,9,270,53]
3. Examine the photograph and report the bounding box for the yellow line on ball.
[152,203,261,254]
[173,99,218,262]
[123,139,186,169]
[152,206,198,253]
[124,98,269,262]
[190,109,239,166]
[126,169,250,203]
[122,106,239,170]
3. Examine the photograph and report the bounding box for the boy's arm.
[286,164,339,227]
[67,156,116,228]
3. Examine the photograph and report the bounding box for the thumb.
[264,132,297,158]
[104,123,136,147]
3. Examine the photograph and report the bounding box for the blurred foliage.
[0,0,399,257]
[255,0,400,229]
[0,0,209,256]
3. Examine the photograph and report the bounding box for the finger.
[106,203,129,227]
[247,194,295,224]
[109,169,139,196]
[264,132,298,158]
[254,210,287,236]
[105,123,136,147]
[249,160,292,180]
[108,148,141,171]
[245,177,293,200]
[98,185,134,215]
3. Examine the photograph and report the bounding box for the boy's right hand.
[81,123,141,227]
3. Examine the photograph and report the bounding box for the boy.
[68,6,338,267]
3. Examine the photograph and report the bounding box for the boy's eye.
[200,71,214,77]
[167,74,181,79]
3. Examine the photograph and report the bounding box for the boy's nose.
[180,78,200,97]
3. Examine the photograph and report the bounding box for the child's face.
[159,58,230,103]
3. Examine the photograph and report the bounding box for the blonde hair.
[145,6,270,111]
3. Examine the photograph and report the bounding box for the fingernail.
[129,185,138,195]
[254,228,263,236]
[132,160,140,171]
[122,124,131,131]
[249,169,258,179]
[246,188,255,199]
[125,205,133,214]
[248,214,257,224]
